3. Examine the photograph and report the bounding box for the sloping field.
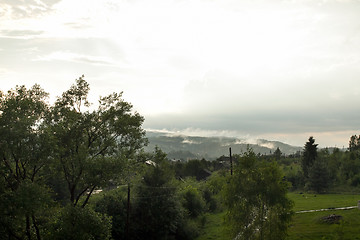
[196,193,360,240]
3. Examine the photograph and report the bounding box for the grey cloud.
[1,0,61,19]
[71,57,113,66]
[34,52,116,66]
[0,37,125,61]
[0,36,126,76]
[0,30,44,37]
[144,106,360,137]
[64,22,92,30]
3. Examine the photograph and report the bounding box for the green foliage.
[339,151,360,186]
[203,170,227,211]
[0,84,50,186]
[274,147,282,160]
[302,136,318,179]
[205,170,227,196]
[224,149,294,240]
[131,148,184,240]
[178,159,209,180]
[306,157,330,193]
[325,148,342,184]
[92,188,128,240]
[181,185,206,218]
[50,205,112,240]
[0,84,55,239]
[348,135,360,152]
[0,181,55,240]
[0,77,147,239]
[201,187,218,212]
[176,218,201,240]
[283,164,304,191]
[48,76,147,206]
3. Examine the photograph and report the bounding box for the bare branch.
[82,185,96,208]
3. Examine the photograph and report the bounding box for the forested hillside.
[145,131,302,160]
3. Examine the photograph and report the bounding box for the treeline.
[270,136,360,194]
[91,147,227,239]
[5,76,356,239]
[1,77,248,240]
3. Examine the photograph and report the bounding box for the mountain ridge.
[144,130,303,160]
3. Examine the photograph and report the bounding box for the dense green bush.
[181,186,206,218]
[50,205,112,240]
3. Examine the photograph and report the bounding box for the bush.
[93,189,128,240]
[181,186,206,218]
[50,205,112,240]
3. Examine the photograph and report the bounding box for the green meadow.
[196,193,360,240]
[288,193,360,240]
[289,193,360,212]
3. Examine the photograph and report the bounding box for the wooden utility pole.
[126,182,130,238]
[229,147,233,175]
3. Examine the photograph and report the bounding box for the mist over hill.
[145,130,303,160]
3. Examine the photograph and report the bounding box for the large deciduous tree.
[224,149,293,240]
[0,76,147,239]
[47,76,147,207]
[0,85,53,240]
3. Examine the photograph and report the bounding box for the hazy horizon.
[1,0,359,148]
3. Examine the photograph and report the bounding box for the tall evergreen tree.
[349,135,360,152]
[274,147,282,160]
[301,136,318,179]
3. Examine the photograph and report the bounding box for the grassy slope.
[287,193,360,240]
[195,193,360,240]
[288,193,360,212]
[288,210,360,240]
[195,212,231,240]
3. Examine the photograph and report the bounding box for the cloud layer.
[1,0,360,147]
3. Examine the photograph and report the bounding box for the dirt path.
[296,206,357,214]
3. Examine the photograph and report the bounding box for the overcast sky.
[1,0,360,147]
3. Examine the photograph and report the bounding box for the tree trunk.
[32,215,41,240]
[26,215,31,240]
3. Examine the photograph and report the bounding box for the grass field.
[287,209,360,240]
[288,193,360,212]
[195,193,360,240]
[287,193,360,240]
[195,211,231,240]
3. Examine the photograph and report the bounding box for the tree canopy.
[48,76,147,207]
[301,136,318,179]
[224,149,293,240]
[0,76,147,240]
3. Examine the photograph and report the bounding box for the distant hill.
[144,131,303,160]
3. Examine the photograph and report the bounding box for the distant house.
[169,158,182,163]
[217,156,231,167]
[145,160,156,167]
[217,156,231,162]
